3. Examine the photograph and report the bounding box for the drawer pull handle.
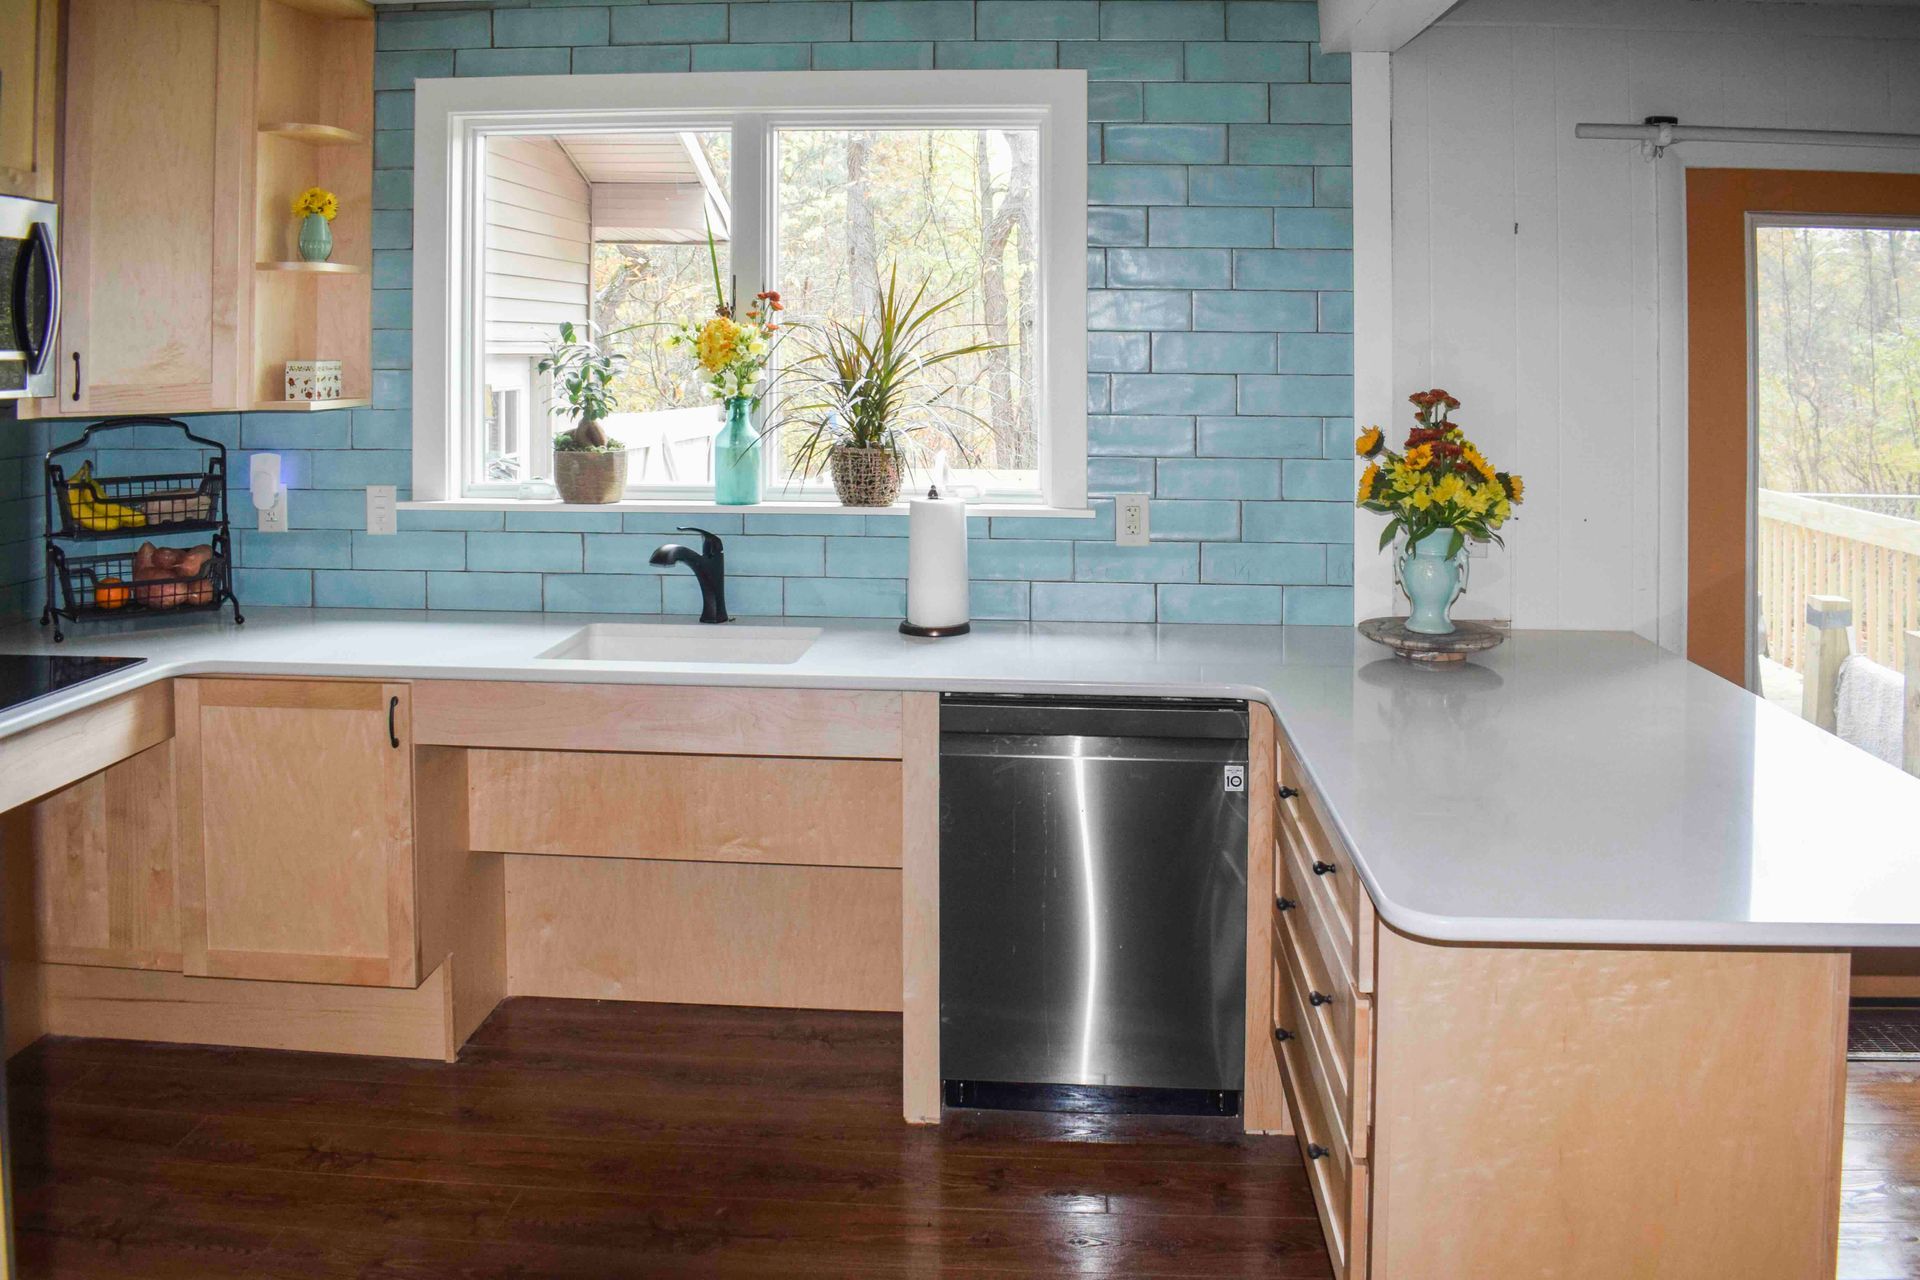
[1307,1143,1331,1160]
[388,696,400,749]
[1274,1027,1294,1042]
[1312,860,1337,876]
[1309,990,1334,1008]
[1277,785,1300,800]
[1276,896,1297,912]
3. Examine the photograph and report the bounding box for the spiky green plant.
[773,267,1006,480]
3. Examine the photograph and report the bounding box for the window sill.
[398,498,1096,519]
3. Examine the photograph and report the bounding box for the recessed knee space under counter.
[0,614,1915,1280]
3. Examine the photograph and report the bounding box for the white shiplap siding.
[1378,0,1920,643]
[486,136,591,350]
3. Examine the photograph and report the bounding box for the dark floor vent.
[1849,1000,1920,1060]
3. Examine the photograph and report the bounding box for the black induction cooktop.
[0,654,146,714]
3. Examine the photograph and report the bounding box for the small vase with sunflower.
[1355,390,1525,636]
[291,187,339,263]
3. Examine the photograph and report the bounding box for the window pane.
[479,130,730,489]
[1752,223,1920,732]
[774,128,1040,496]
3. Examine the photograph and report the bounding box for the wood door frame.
[1686,168,1920,685]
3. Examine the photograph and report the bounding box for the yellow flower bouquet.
[1355,388,1523,560]
[661,231,785,409]
[290,187,339,221]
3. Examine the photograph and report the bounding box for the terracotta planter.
[553,449,628,504]
[829,445,902,507]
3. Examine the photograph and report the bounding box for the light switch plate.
[257,490,288,533]
[1115,493,1149,547]
[366,485,397,535]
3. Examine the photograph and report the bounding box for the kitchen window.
[412,72,1088,510]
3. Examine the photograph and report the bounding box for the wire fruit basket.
[41,416,244,641]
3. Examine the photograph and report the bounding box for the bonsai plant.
[538,321,630,504]
[777,267,1004,507]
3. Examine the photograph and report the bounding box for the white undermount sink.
[535,623,821,666]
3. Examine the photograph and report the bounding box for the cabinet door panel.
[2,741,179,971]
[177,678,416,987]
[56,0,246,413]
[0,0,58,200]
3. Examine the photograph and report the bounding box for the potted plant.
[291,187,338,263]
[779,267,1004,507]
[538,321,630,505]
[1355,389,1525,635]
[661,231,789,505]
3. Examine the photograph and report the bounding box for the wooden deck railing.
[1757,489,1920,672]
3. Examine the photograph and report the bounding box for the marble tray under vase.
[1359,616,1507,665]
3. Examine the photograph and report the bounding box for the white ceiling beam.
[1317,0,1463,51]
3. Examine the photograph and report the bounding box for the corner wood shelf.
[256,260,364,274]
[259,122,367,147]
[249,398,372,413]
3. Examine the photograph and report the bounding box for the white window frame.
[412,70,1088,512]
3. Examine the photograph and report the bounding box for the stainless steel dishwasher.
[939,694,1249,1114]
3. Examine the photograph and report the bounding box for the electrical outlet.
[1115,493,1149,547]
[257,490,288,533]
[366,485,397,535]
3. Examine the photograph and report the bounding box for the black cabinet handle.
[1309,990,1334,1008]
[1307,1143,1330,1160]
[1273,1027,1293,1042]
[1277,785,1300,800]
[388,696,400,749]
[1276,896,1296,912]
[1312,860,1337,876]
[70,351,80,401]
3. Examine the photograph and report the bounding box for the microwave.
[0,196,59,401]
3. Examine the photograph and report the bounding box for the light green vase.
[297,213,333,263]
[713,396,762,506]
[1397,528,1469,635]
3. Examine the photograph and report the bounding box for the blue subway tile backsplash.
[0,0,1354,628]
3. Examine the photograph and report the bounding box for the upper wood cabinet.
[53,0,249,416]
[0,0,58,201]
[175,678,418,988]
[27,0,373,416]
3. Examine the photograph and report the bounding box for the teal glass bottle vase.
[713,396,762,506]
[1396,528,1469,635]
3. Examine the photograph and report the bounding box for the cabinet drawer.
[1276,803,1366,1003]
[1276,880,1373,1160]
[1273,943,1371,1280]
[1276,743,1373,993]
[414,682,903,760]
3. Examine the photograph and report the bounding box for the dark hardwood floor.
[5,998,1330,1278]
[7,998,1919,1278]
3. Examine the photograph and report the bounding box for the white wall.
[485,136,591,350]
[1367,0,1920,646]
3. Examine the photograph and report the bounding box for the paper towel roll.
[902,486,970,636]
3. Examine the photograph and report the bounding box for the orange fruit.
[95,576,130,609]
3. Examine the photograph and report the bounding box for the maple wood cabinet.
[0,0,58,201]
[174,678,418,988]
[24,0,373,416]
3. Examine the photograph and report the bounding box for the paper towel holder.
[900,620,972,637]
[899,484,972,638]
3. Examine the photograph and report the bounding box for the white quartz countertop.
[3,608,1915,950]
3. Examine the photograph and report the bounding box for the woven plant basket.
[553,449,628,504]
[829,445,902,507]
